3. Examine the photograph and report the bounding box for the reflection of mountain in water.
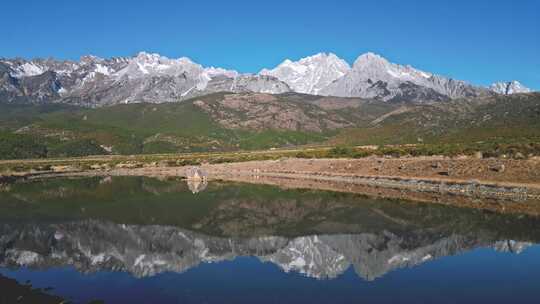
[0,220,535,281]
[1,176,540,281]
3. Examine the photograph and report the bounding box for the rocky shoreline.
[214,170,538,201]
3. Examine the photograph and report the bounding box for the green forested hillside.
[0,93,330,159]
[0,92,539,159]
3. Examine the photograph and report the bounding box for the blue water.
[2,245,540,304]
[1,176,540,303]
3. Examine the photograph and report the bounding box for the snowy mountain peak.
[259,52,350,94]
[135,51,165,62]
[282,59,293,65]
[489,80,532,95]
[353,52,389,67]
[320,53,482,101]
[80,55,105,64]
[203,66,239,78]
[352,52,432,80]
[114,52,204,80]
[299,52,344,63]
[134,52,197,68]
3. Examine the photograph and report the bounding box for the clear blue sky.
[1,0,539,89]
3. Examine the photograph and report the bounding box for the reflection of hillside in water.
[0,176,539,281]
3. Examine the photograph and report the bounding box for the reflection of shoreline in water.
[28,169,540,216]
[213,174,540,216]
[0,220,536,281]
[187,178,208,194]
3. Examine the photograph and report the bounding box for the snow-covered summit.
[260,52,350,94]
[114,52,203,79]
[489,80,532,95]
[352,52,432,81]
[203,66,239,78]
[320,52,482,100]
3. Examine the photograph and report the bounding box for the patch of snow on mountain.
[95,63,111,75]
[12,62,46,78]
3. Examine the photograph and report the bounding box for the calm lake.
[0,176,539,303]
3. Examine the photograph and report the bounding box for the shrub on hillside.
[48,139,108,157]
[0,132,47,160]
[327,146,355,157]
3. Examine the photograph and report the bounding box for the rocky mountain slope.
[192,93,354,132]
[1,52,534,106]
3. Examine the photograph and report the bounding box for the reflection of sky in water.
[1,245,540,304]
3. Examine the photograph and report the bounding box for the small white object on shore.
[185,166,208,181]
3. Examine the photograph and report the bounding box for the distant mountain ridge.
[0,51,534,106]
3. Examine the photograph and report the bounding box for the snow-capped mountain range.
[0,51,533,106]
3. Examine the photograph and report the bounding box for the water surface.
[0,176,539,303]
